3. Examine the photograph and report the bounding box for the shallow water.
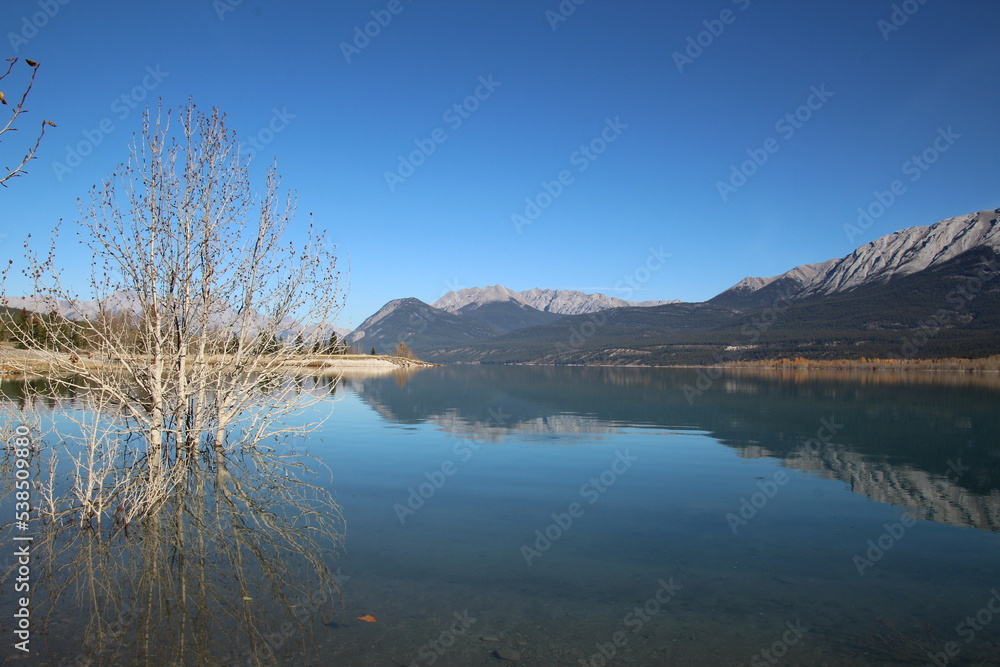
[302,366,1000,666]
[4,366,1000,665]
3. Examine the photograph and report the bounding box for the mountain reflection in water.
[346,366,1000,532]
[4,366,1000,665]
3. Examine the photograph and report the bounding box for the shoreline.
[0,347,439,379]
[279,354,440,374]
[691,356,1000,372]
[496,356,1000,372]
[6,344,1000,375]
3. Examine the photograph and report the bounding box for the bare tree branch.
[0,100,349,664]
[3,102,348,510]
[0,58,55,187]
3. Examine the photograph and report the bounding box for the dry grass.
[720,355,1000,372]
[0,344,436,378]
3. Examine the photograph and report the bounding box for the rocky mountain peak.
[432,286,676,316]
[717,208,1000,302]
[433,286,521,313]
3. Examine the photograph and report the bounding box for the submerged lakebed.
[4,365,1000,665]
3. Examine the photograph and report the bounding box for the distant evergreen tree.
[56,320,72,350]
[327,331,339,354]
[15,309,30,349]
[370,347,376,356]
[32,315,47,349]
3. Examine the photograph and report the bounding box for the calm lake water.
[5,365,1000,665]
[307,366,1000,666]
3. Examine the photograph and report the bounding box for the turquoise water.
[3,366,1000,665]
[304,367,1000,666]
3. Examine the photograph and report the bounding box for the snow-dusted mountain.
[425,207,1000,364]
[433,285,523,312]
[1,292,140,320]
[518,288,678,314]
[433,286,677,316]
[341,206,1000,363]
[714,209,1000,303]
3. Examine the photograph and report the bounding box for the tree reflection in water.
[1,374,345,666]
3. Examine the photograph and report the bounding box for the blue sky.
[1,0,998,328]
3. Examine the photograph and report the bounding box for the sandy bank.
[0,346,437,378]
[278,354,438,374]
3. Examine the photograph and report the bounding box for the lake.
[4,365,1000,666]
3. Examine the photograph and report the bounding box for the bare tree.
[18,382,346,666]
[0,57,55,187]
[1,101,347,525]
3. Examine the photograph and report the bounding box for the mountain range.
[345,286,677,351]
[347,208,1000,363]
[345,365,1000,531]
[711,208,1000,306]
[433,285,677,315]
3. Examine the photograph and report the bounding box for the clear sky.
[1,0,998,328]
